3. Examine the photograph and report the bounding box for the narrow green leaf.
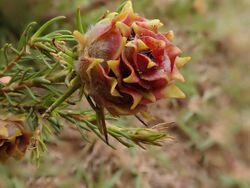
[17,22,37,51]
[34,43,57,53]
[24,85,40,102]
[31,16,66,42]
[4,93,17,106]
[0,48,5,68]
[33,77,51,84]
[76,8,84,33]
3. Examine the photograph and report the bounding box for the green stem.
[44,76,81,115]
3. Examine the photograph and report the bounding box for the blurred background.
[0,0,250,187]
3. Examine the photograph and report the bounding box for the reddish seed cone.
[0,119,31,161]
[74,1,190,116]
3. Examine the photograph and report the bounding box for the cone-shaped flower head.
[0,119,31,161]
[75,1,190,116]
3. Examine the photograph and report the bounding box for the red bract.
[75,1,190,116]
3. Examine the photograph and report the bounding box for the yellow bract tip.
[145,19,163,30]
[131,22,139,33]
[73,30,86,47]
[123,74,138,83]
[121,1,133,13]
[165,30,174,41]
[164,84,186,99]
[110,79,122,97]
[116,22,131,37]
[107,60,120,78]
[147,60,157,69]
[140,91,156,103]
[137,39,149,51]
[106,12,118,19]
[175,56,191,68]
[173,71,185,82]
[86,58,103,79]
[130,95,142,110]
[125,40,135,48]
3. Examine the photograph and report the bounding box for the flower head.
[0,118,31,161]
[75,1,190,116]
